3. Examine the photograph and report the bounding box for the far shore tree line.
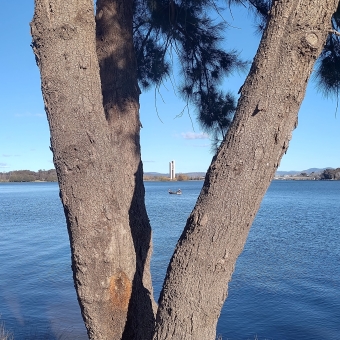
[0,170,202,183]
[276,168,340,180]
[143,174,204,181]
[0,169,58,182]
[1,168,340,183]
[312,168,340,180]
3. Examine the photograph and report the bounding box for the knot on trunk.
[57,24,77,40]
[305,32,319,48]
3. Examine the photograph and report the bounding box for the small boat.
[168,189,182,195]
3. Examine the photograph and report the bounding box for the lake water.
[0,180,340,339]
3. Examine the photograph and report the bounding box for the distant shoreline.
[1,168,340,182]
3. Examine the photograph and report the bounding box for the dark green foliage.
[133,0,247,146]
[133,0,171,89]
[199,91,236,151]
[133,0,340,132]
[136,39,170,89]
[314,3,340,98]
[320,168,340,180]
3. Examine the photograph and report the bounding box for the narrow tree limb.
[154,1,338,339]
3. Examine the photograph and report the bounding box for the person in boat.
[168,189,181,194]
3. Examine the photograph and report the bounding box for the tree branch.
[329,28,340,36]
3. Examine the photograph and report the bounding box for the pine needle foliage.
[133,0,247,145]
[314,2,340,98]
[133,0,340,140]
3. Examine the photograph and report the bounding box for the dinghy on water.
[168,189,182,195]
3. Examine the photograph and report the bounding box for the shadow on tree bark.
[122,161,156,340]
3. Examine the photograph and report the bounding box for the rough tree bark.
[30,0,338,339]
[154,1,338,339]
[31,0,154,339]
[95,1,156,339]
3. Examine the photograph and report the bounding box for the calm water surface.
[0,180,339,339]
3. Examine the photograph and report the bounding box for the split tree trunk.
[31,0,154,339]
[154,1,338,339]
[31,0,338,339]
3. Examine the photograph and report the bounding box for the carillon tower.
[169,160,175,180]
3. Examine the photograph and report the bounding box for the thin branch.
[154,87,164,124]
[133,19,147,34]
[329,29,340,36]
[336,87,339,118]
[137,24,154,60]
[174,102,189,119]
[186,103,195,132]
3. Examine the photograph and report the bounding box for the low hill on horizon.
[1,168,337,182]
[275,167,333,176]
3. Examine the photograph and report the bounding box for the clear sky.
[1,2,339,174]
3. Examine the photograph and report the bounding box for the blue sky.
[1,2,339,174]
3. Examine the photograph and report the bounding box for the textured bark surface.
[31,0,338,339]
[154,1,338,339]
[31,0,154,339]
[95,1,156,338]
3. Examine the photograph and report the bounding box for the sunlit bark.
[154,1,338,339]
[31,0,338,339]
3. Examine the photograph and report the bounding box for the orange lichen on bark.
[109,270,132,311]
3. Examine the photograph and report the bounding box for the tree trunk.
[95,0,156,338]
[31,0,338,339]
[154,1,338,339]
[31,0,154,339]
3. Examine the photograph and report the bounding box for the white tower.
[169,160,175,180]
